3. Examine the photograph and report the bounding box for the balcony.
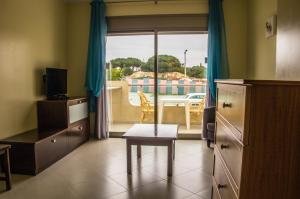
[107,79,206,139]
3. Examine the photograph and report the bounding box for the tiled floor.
[0,138,213,199]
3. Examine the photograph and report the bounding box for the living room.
[0,0,299,199]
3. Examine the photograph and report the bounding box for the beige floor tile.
[106,180,194,199]
[170,169,212,194]
[185,194,205,199]
[197,189,212,199]
[0,138,213,199]
[108,170,162,189]
[142,162,192,180]
[69,176,126,199]
[174,152,214,174]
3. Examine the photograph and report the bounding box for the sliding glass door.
[106,32,208,136]
[157,33,208,135]
[106,34,155,134]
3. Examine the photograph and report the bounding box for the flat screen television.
[45,68,67,99]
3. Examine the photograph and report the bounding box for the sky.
[106,34,208,67]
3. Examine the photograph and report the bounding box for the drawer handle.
[222,102,232,108]
[220,144,229,149]
[217,184,227,189]
[51,139,57,143]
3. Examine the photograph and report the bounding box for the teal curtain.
[85,0,107,112]
[207,0,229,103]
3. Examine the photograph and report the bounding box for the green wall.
[247,0,278,79]
[0,0,66,139]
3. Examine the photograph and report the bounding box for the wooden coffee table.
[123,124,178,176]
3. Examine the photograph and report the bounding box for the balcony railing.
[127,78,207,95]
[107,80,206,132]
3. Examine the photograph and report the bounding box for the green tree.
[107,68,123,81]
[141,55,183,73]
[110,57,144,69]
[186,65,207,79]
[122,67,134,76]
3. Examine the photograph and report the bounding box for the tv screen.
[46,68,67,97]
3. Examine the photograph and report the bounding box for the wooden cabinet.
[212,80,300,199]
[37,97,88,131]
[0,97,89,175]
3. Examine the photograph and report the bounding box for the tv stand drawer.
[35,131,68,173]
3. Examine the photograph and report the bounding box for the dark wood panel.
[37,100,68,131]
[240,84,300,199]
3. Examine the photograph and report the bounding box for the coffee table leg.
[127,140,132,175]
[137,145,141,159]
[4,149,11,190]
[167,141,173,176]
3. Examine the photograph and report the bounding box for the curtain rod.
[105,0,202,4]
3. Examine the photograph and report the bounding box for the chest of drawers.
[212,80,300,199]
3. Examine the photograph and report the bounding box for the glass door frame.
[106,30,207,134]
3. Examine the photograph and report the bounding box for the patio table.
[158,94,205,129]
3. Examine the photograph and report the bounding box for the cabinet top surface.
[38,96,87,103]
[215,79,300,86]
[0,144,11,150]
[0,129,66,144]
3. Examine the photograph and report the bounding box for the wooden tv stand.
[0,97,90,175]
